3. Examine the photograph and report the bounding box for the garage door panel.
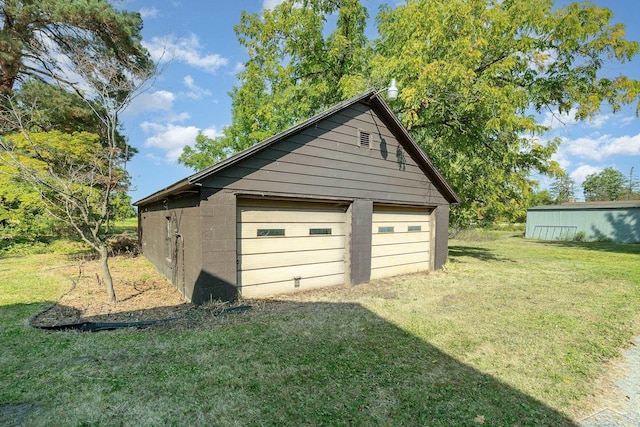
[372,241,430,258]
[372,231,429,246]
[371,261,430,280]
[373,221,430,231]
[239,235,345,255]
[240,261,345,287]
[239,248,344,270]
[239,208,346,223]
[240,222,345,238]
[237,200,346,296]
[371,206,431,280]
[241,273,345,298]
[372,252,429,269]
[373,211,430,222]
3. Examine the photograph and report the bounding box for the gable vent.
[358,130,371,148]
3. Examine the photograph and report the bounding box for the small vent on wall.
[358,130,371,148]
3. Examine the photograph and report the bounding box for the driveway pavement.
[579,337,640,427]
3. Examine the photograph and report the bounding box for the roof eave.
[133,178,193,206]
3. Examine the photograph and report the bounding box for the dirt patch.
[30,255,194,327]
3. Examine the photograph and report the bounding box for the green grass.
[1,234,639,426]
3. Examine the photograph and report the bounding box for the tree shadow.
[449,245,513,262]
[3,298,580,425]
[0,301,577,426]
[533,239,640,256]
[596,210,640,244]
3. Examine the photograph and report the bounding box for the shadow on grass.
[532,239,640,256]
[449,245,513,262]
[3,299,578,426]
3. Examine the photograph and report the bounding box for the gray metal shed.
[134,89,459,304]
[525,201,640,243]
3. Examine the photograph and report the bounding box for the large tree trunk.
[99,244,116,304]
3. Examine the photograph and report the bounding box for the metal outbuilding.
[525,201,640,243]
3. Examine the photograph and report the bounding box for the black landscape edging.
[30,305,253,332]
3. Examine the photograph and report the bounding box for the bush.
[573,231,586,242]
[107,233,139,256]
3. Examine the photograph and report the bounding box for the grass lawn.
[1,233,639,426]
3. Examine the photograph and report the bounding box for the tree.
[372,0,638,225]
[180,0,640,226]
[179,0,370,170]
[550,173,575,203]
[528,190,555,208]
[0,81,136,233]
[626,166,640,200]
[582,167,628,201]
[0,0,154,303]
[0,0,151,98]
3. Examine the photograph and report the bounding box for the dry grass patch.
[30,255,191,326]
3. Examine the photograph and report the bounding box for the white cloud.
[570,164,603,186]
[124,90,175,116]
[183,75,212,99]
[542,108,578,130]
[542,108,610,130]
[601,134,640,157]
[142,124,223,162]
[619,115,635,126]
[560,133,640,161]
[263,0,286,9]
[140,121,165,134]
[551,150,571,170]
[139,7,159,18]
[143,34,228,73]
[232,62,245,75]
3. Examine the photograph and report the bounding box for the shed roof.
[528,201,640,211]
[134,89,460,206]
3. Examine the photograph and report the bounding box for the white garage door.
[371,206,431,280]
[237,200,347,298]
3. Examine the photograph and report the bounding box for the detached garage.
[135,89,459,303]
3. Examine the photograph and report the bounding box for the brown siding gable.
[135,89,460,207]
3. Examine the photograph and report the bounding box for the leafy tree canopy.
[0,0,151,237]
[0,0,152,97]
[582,167,634,201]
[550,173,576,203]
[1,0,156,302]
[180,0,640,226]
[180,0,370,169]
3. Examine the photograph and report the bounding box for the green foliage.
[373,0,637,226]
[180,0,640,226]
[179,0,370,170]
[0,0,156,304]
[529,190,555,207]
[583,167,629,201]
[573,231,586,242]
[0,81,138,236]
[550,173,576,203]
[14,81,135,159]
[0,0,152,241]
[0,131,131,239]
[0,0,152,97]
[109,192,136,221]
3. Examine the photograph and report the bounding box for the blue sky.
[120,0,640,203]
